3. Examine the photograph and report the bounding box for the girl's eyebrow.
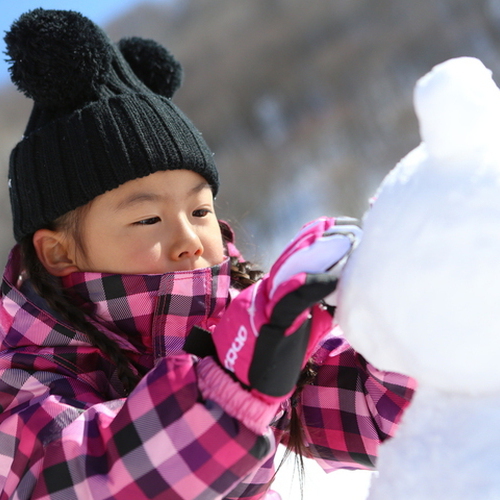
[190,181,211,195]
[114,181,211,211]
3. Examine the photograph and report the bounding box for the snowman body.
[367,389,500,499]
[337,57,500,499]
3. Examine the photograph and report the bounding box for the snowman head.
[337,57,500,395]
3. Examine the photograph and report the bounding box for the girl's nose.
[169,220,204,262]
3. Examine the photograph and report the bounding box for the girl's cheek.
[210,238,226,264]
[134,243,163,265]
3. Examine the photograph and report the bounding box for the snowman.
[337,57,500,499]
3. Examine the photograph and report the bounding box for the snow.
[336,56,500,498]
[272,445,373,499]
[338,56,500,394]
[415,57,500,160]
[367,388,500,499]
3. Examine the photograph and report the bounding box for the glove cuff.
[197,356,280,435]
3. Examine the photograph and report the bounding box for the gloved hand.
[186,217,362,404]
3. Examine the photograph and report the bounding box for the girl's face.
[69,169,225,274]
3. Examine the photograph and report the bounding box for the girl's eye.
[193,209,210,218]
[134,216,161,225]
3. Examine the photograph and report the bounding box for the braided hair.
[19,205,141,395]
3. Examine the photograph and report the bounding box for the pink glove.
[186,217,361,404]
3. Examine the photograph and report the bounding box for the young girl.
[0,9,415,500]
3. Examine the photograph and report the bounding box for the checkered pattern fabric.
[0,245,415,499]
[62,255,231,363]
[301,327,417,471]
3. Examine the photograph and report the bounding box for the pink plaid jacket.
[0,246,415,499]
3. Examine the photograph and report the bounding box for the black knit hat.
[5,8,219,242]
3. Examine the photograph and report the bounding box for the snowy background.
[272,447,372,499]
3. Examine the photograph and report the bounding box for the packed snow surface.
[338,57,500,395]
[337,57,500,499]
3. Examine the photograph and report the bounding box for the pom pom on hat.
[118,37,183,98]
[5,8,219,242]
[4,8,112,108]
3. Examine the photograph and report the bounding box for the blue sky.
[0,0,167,84]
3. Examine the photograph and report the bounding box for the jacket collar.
[61,259,231,358]
[1,246,231,359]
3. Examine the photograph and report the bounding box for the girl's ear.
[32,229,81,277]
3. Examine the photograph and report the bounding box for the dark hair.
[218,220,264,290]
[19,205,141,395]
[275,361,318,494]
[20,214,312,475]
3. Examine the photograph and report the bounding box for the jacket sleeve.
[0,353,276,500]
[276,326,416,472]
